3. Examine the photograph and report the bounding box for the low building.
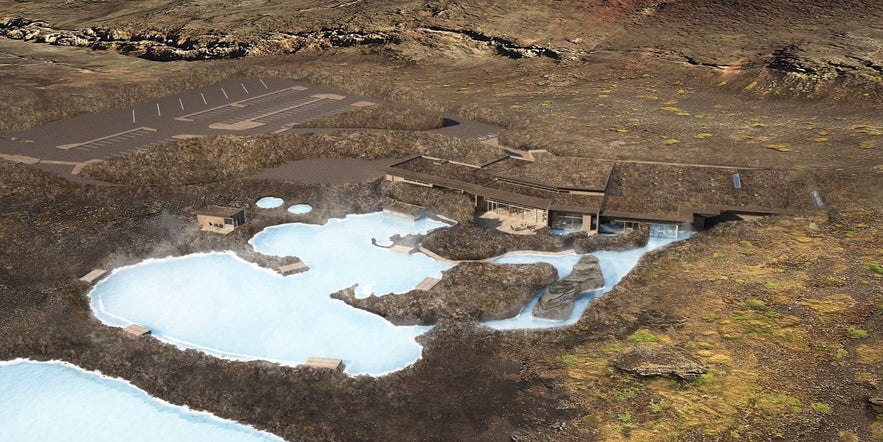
[196,206,246,234]
[385,152,611,233]
[384,150,812,235]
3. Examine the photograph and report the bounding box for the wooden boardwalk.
[79,269,107,284]
[124,324,151,337]
[305,357,344,371]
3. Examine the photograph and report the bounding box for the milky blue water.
[255,197,284,209]
[89,212,677,375]
[0,359,282,442]
[483,237,673,329]
[91,213,449,375]
[287,204,312,214]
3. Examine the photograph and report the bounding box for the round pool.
[287,204,313,214]
[255,197,284,209]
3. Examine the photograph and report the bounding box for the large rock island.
[331,262,558,325]
[532,255,604,321]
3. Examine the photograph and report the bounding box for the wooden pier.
[79,269,107,284]
[278,261,309,275]
[389,244,417,254]
[415,277,440,291]
[124,324,151,337]
[305,357,344,371]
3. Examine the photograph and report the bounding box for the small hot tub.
[287,204,313,214]
[256,197,284,209]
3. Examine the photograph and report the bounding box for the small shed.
[196,206,245,234]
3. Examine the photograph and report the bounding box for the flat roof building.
[385,153,612,233]
[384,149,812,234]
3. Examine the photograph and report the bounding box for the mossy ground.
[561,213,882,440]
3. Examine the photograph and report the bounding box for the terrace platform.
[305,357,344,371]
[477,211,546,235]
[79,269,107,284]
[415,277,440,291]
[124,324,151,337]
[279,261,309,275]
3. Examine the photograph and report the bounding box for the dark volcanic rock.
[532,255,604,321]
[613,346,707,380]
[768,44,820,74]
[573,224,649,254]
[422,222,570,261]
[331,262,558,325]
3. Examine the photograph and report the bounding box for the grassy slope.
[562,210,882,440]
[82,131,498,185]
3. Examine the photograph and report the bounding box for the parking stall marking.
[57,127,158,150]
[176,86,307,122]
[208,94,345,130]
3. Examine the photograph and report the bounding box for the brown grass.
[82,131,491,185]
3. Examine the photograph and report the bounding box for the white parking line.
[156,103,161,117]
[259,79,268,89]
[241,83,249,94]
[57,127,157,149]
[132,109,136,123]
[200,93,207,104]
[221,88,228,99]
[179,98,184,110]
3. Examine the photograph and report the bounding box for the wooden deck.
[124,324,151,337]
[389,244,417,254]
[79,269,107,284]
[279,261,309,275]
[305,356,344,371]
[415,277,440,291]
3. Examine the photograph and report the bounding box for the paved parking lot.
[0,77,501,178]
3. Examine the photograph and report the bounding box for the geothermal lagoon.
[89,212,675,376]
[0,359,281,441]
[90,213,447,375]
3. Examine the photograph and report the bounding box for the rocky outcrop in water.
[422,222,570,261]
[532,255,604,321]
[331,262,558,325]
[613,346,707,380]
[573,224,649,254]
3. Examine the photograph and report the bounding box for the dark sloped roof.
[602,163,817,217]
[486,156,614,192]
[393,156,491,186]
[386,156,603,213]
[484,180,603,212]
[419,141,507,167]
